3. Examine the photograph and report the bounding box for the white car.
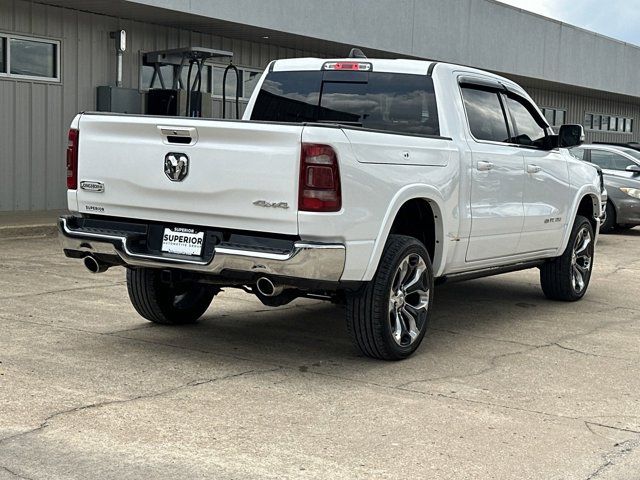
[60,57,602,360]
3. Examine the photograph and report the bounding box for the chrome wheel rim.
[388,253,430,347]
[571,226,593,294]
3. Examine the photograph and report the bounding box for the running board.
[436,260,547,285]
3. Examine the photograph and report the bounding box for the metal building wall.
[522,83,640,144]
[0,0,320,212]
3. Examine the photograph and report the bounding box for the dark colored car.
[570,144,640,232]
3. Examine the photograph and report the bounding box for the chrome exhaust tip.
[255,277,284,297]
[83,256,109,274]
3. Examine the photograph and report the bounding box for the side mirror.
[626,164,640,175]
[558,124,585,148]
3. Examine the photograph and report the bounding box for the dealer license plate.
[161,227,204,256]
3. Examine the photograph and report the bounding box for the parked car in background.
[570,144,640,232]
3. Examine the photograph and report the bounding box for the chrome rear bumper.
[59,217,345,282]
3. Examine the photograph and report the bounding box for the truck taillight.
[299,143,341,212]
[66,128,79,190]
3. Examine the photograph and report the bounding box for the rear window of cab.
[251,70,440,137]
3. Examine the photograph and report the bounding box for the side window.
[611,153,637,171]
[590,150,620,170]
[461,87,509,143]
[505,96,547,147]
[569,148,585,160]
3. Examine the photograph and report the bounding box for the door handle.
[477,161,494,171]
[527,164,542,174]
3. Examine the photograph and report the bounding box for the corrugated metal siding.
[523,84,640,144]
[0,0,319,212]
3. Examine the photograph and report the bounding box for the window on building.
[0,34,59,81]
[180,65,211,93]
[212,65,241,98]
[243,70,262,99]
[584,112,634,133]
[140,64,175,90]
[461,87,509,142]
[541,107,566,126]
[0,37,5,73]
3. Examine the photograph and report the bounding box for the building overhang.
[36,0,640,100]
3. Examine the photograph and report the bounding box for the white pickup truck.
[60,57,603,360]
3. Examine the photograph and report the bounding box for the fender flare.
[558,186,601,254]
[362,184,448,281]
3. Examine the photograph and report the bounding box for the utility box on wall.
[96,86,142,114]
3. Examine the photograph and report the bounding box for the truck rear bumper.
[59,216,346,282]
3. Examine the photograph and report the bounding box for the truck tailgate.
[76,114,303,235]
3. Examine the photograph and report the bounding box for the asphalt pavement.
[1,229,639,479]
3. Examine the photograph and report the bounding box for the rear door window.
[251,70,439,136]
[461,87,510,143]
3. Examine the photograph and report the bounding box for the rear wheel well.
[577,195,598,230]
[389,199,436,262]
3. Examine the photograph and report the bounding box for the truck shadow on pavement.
[121,276,554,366]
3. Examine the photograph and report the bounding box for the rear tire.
[126,268,216,324]
[540,215,594,301]
[600,201,616,233]
[346,235,434,360]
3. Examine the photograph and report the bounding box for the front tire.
[540,215,594,301]
[126,268,216,324]
[600,201,616,233]
[346,235,434,360]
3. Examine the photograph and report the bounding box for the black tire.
[540,215,594,301]
[600,201,616,233]
[346,235,434,360]
[126,268,216,325]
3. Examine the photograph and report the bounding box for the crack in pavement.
[585,437,640,479]
[0,367,280,448]
[585,421,640,437]
[0,465,33,480]
[396,334,635,390]
[429,327,541,347]
[550,342,630,360]
[396,344,543,388]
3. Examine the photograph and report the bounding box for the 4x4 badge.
[164,153,189,182]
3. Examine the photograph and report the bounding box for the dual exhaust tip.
[83,256,284,299]
[83,256,109,274]
[255,277,284,297]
